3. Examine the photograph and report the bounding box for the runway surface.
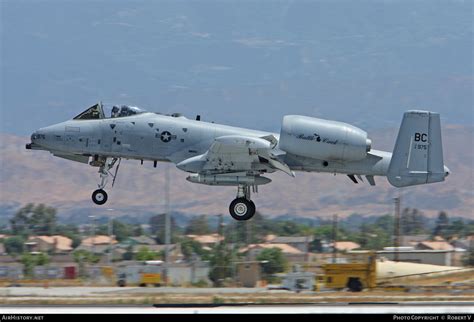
[1,303,474,314]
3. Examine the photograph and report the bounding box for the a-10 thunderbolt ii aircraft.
[26,103,450,221]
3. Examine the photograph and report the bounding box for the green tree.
[433,211,449,237]
[10,204,57,236]
[356,224,391,250]
[448,219,465,238]
[55,224,79,235]
[4,236,25,255]
[20,253,35,277]
[132,224,143,237]
[274,221,305,236]
[149,214,178,244]
[73,250,101,277]
[112,220,132,242]
[208,242,235,287]
[400,208,427,235]
[135,246,159,261]
[180,238,209,261]
[310,224,353,252]
[73,250,100,264]
[10,204,33,236]
[374,214,394,232]
[35,252,50,266]
[257,248,288,281]
[313,225,336,240]
[94,220,137,242]
[19,252,49,276]
[225,220,247,245]
[225,212,271,245]
[122,245,134,261]
[185,215,211,235]
[30,204,57,235]
[249,212,278,242]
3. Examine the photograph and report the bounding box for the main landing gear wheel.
[229,198,255,221]
[92,189,108,205]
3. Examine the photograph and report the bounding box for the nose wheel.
[92,189,108,205]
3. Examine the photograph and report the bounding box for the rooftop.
[81,235,117,246]
[417,241,454,251]
[29,235,73,251]
[331,241,361,251]
[186,234,223,244]
[240,243,303,254]
[268,236,314,244]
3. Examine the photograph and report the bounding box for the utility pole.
[164,162,171,284]
[218,214,224,285]
[246,219,252,261]
[305,235,310,263]
[332,214,338,264]
[394,196,401,262]
[218,214,224,244]
[89,215,96,255]
[107,208,114,266]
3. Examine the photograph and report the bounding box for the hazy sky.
[1,0,472,135]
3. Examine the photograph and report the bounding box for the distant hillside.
[0,125,472,222]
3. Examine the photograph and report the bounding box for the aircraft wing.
[177,135,294,177]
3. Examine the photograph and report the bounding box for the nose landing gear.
[229,185,256,221]
[91,157,120,205]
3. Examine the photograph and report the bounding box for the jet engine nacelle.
[279,115,372,161]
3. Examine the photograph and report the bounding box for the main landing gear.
[91,157,121,205]
[229,185,256,221]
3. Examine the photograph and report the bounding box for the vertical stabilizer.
[387,110,447,187]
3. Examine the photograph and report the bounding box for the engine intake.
[279,115,371,161]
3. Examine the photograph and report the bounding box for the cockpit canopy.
[73,103,147,120]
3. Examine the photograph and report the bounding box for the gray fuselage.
[31,112,391,177]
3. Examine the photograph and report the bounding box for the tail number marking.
[414,132,427,142]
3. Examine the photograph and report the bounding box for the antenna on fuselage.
[196,115,201,121]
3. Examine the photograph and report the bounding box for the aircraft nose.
[26,123,65,150]
[26,130,45,149]
[444,165,450,178]
[26,131,38,149]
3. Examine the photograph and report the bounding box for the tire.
[92,189,108,205]
[249,200,256,212]
[347,278,363,292]
[117,280,126,287]
[229,198,255,221]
